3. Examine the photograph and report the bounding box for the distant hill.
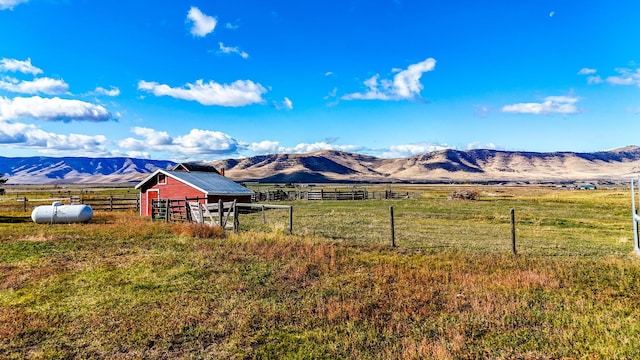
[0,156,175,184]
[210,146,640,184]
[2,147,640,184]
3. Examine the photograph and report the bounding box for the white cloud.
[342,57,436,101]
[342,74,392,100]
[218,42,249,59]
[133,127,172,146]
[587,76,603,84]
[381,143,452,158]
[187,6,217,37]
[0,96,113,122]
[0,120,30,143]
[606,68,640,86]
[283,97,293,110]
[578,68,597,75]
[247,140,280,154]
[278,142,361,154]
[93,86,120,97]
[0,58,42,75]
[549,11,555,18]
[225,22,239,30]
[501,95,580,115]
[465,142,497,150]
[0,0,28,11]
[0,120,109,154]
[393,58,437,98]
[119,127,239,157]
[138,79,267,107]
[175,129,237,154]
[0,77,69,95]
[273,97,293,110]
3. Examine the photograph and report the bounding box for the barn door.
[146,190,159,217]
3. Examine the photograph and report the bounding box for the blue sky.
[0,0,639,161]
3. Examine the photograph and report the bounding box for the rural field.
[1,185,640,359]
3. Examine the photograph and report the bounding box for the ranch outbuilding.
[135,163,254,217]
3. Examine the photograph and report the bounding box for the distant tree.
[0,176,6,195]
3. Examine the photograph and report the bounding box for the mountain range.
[2,147,640,185]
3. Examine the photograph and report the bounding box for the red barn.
[135,163,253,217]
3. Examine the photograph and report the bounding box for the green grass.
[1,186,640,359]
[240,186,633,257]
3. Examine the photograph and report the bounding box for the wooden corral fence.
[253,190,293,202]
[304,189,368,201]
[252,189,412,201]
[151,197,293,233]
[75,194,140,211]
[7,194,140,212]
[151,198,238,230]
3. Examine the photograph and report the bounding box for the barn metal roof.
[135,169,254,196]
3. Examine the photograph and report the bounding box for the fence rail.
[252,189,413,201]
[79,195,140,211]
[0,194,140,212]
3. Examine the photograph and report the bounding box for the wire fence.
[1,188,632,258]
[238,197,632,257]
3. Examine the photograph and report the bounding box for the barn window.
[158,173,167,185]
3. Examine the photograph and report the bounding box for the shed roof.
[135,169,254,196]
[170,162,221,173]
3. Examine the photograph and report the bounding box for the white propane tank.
[31,202,94,224]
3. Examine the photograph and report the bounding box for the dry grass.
[1,187,640,358]
[171,222,226,239]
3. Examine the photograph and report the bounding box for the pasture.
[1,185,639,359]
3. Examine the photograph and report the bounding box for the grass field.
[1,185,640,359]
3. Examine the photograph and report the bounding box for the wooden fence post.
[109,195,113,211]
[234,202,239,231]
[218,199,223,227]
[288,206,293,234]
[390,206,396,247]
[23,196,27,212]
[511,208,517,255]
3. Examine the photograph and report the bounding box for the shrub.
[171,222,226,239]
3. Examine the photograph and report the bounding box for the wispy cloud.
[186,6,216,37]
[587,76,603,84]
[577,68,603,84]
[0,96,113,122]
[465,142,497,150]
[218,42,249,59]
[138,79,267,107]
[578,68,597,75]
[273,97,293,110]
[342,57,436,101]
[501,95,580,115]
[92,86,120,97]
[0,58,42,75]
[606,68,640,86]
[0,77,69,95]
[0,0,28,11]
